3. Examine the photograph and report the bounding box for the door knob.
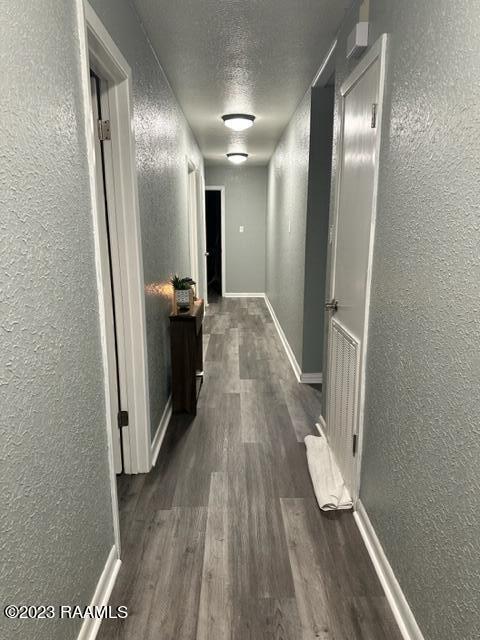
[325,299,338,312]
[204,252,210,256]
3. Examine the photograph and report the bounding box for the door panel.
[90,73,123,474]
[333,60,379,342]
[326,53,382,499]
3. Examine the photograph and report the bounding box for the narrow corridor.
[99,298,402,639]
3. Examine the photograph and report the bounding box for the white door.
[197,171,209,304]
[90,72,124,473]
[326,36,388,500]
[187,163,210,303]
[187,165,199,287]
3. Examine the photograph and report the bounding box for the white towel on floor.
[305,434,353,511]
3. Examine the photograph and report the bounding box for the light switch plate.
[239,226,244,233]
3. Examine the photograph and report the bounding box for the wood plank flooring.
[99,297,402,640]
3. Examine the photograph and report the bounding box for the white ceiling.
[132,0,352,165]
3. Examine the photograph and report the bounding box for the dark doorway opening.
[205,189,222,301]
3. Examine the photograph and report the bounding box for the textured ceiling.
[131,0,352,165]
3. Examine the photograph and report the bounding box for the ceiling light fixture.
[226,152,248,165]
[222,113,255,131]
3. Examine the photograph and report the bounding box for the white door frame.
[89,73,124,476]
[328,34,389,502]
[78,0,151,496]
[197,171,208,305]
[187,159,208,303]
[205,186,226,297]
[187,159,200,294]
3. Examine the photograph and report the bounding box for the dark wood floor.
[99,297,402,640]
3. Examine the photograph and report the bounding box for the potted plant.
[170,274,195,312]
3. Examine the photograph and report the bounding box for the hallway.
[99,298,401,639]
[4,2,480,638]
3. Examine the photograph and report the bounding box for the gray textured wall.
[266,87,332,374]
[205,166,267,294]
[0,3,114,639]
[266,92,311,364]
[325,2,480,638]
[89,0,203,436]
[362,2,480,637]
[302,86,334,373]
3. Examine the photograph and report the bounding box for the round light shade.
[226,152,248,165]
[222,114,255,131]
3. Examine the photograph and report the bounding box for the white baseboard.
[77,545,121,640]
[265,295,321,385]
[264,295,302,381]
[223,292,266,298]
[151,394,172,467]
[354,501,425,640]
[300,372,323,384]
[220,294,322,384]
[315,415,327,438]
[317,414,327,431]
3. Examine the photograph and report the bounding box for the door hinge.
[325,299,338,313]
[328,224,335,245]
[97,119,111,141]
[118,410,129,428]
[352,434,358,456]
[371,103,378,129]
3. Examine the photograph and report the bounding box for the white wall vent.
[326,318,361,496]
[347,22,369,59]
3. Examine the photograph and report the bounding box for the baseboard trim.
[265,295,319,385]
[151,395,172,467]
[223,292,266,298]
[264,295,301,381]
[300,372,323,384]
[222,294,322,384]
[76,545,121,640]
[315,415,327,438]
[354,501,425,640]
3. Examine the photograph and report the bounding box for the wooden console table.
[169,299,204,415]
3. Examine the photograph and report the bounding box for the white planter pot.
[175,289,190,310]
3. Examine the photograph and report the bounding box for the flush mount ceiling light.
[226,152,248,165]
[222,113,256,131]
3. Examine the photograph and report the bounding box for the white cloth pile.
[304,433,353,511]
